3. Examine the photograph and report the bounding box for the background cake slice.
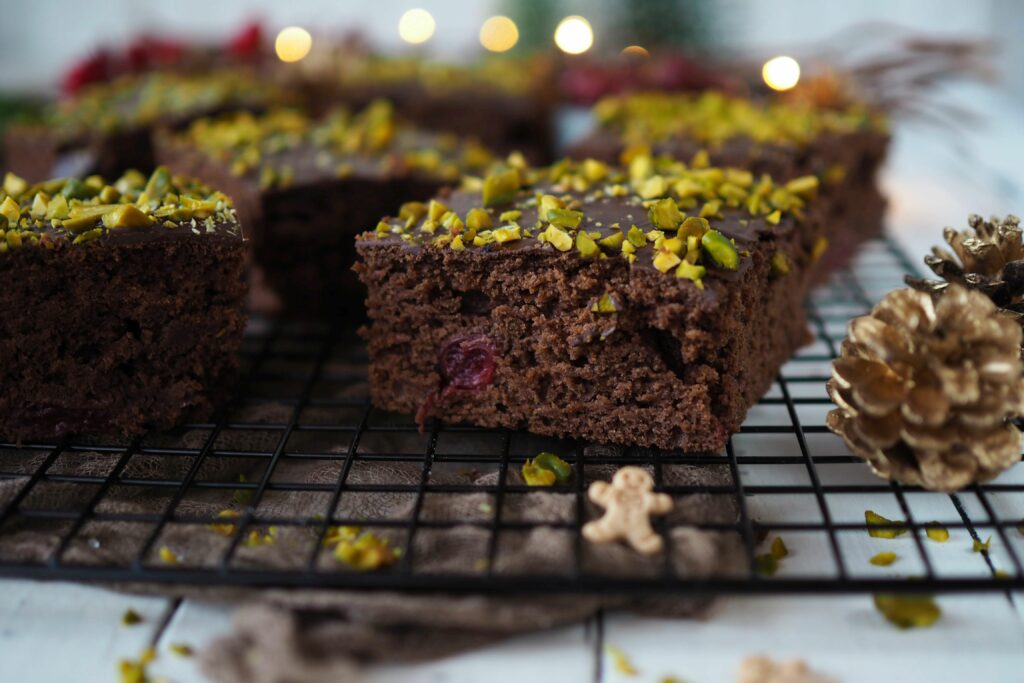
[157,101,494,316]
[356,156,833,452]
[0,167,246,440]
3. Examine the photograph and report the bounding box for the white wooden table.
[2,83,1023,683]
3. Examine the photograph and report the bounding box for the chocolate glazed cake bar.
[156,102,494,316]
[356,157,832,452]
[0,167,246,441]
[4,70,285,183]
[567,92,889,271]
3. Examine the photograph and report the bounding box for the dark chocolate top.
[169,102,495,189]
[592,91,885,149]
[358,155,821,290]
[0,166,241,254]
[46,71,285,142]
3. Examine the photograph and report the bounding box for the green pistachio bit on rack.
[972,536,992,552]
[873,594,941,629]
[548,208,583,229]
[576,230,600,258]
[701,229,739,270]
[865,510,907,539]
[755,552,779,576]
[169,643,194,657]
[771,536,788,560]
[102,205,155,229]
[771,251,791,275]
[592,293,618,314]
[158,546,179,565]
[482,166,521,207]
[121,609,143,626]
[869,551,899,566]
[925,523,949,543]
[334,531,399,571]
[533,452,572,482]
[521,462,556,486]
[606,646,639,676]
[232,474,253,505]
[675,261,706,289]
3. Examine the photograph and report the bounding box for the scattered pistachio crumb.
[158,546,178,565]
[972,536,992,553]
[873,594,942,629]
[521,452,572,486]
[925,523,949,543]
[606,645,639,676]
[865,510,907,539]
[169,643,194,657]
[121,608,143,626]
[869,551,898,566]
[334,530,400,571]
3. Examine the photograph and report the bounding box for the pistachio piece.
[626,225,647,248]
[675,260,706,288]
[102,205,155,229]
[785,175,819,198]
[60,178,99,200]
[427,199,448,222]
[493,225,521,243]
[638,174,667,199]
[649,197,682,230]
[771,251,791,275]
[592,293,618,314]
[3,172,27,197]
[466,207,492,231]
[765,209,782,225]
[30,192,49,218]
[701,229,739,270]
[811,237,829,262]
[499,209,522,223]
[869,551,899,566]
[139,166,172,204]
[400,201,428,225]
[677,216,709,239]
[598,231,625,250]
[549,208,583,229]
[576,231,600,258]
[482,166,521,207]
[0,196,20,225]
[653,248,681,273]
[865,510,907,539]
[540,225,573,251]
[45,194,70,220]
[450,235,466,251]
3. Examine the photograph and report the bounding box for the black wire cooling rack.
[0,237,1021,595]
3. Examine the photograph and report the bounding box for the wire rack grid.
[0,238,1021,595]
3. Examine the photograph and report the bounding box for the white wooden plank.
[601,595,1024,683]
[0,579,173,682]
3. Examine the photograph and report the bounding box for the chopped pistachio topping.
[593,90,885,148]
[177,101,493,189]
[0,168,238,254]
[158,546,179,565]
[972,536,992,552]
[521,452,573,487]
[592,293,619,314]
[770,250,791,275]
[365,155,815,289]
[869,551,899,566]
[121,609,144,626]
[873,594,942,629]
[865,510,907,539]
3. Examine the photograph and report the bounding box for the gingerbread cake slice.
[156,102,494,316]
[567,91,889,269]
[355,156,830,452]
[0,167,247,441]
[4,70,286,183]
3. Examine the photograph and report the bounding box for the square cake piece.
[356,156,832,452]
[0,167,247,441]
[4,70,286,183]
[567,91,889,269]
[156,102,494,316]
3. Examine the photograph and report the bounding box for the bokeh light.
[621,45,650,58]
[479,16,519,53]
[762,55,801,91]
[398,8,436,45]
[274,27,312,63]
[554,16,594,55]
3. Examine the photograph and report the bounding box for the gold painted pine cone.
[906,214,1024,324]
[826,285,1024,491]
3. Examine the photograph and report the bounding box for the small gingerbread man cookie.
[582,466,672,554]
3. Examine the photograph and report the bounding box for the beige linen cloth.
[0,402,746,683]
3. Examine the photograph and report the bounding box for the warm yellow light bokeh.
[398,8,436,45]
[762,55,801,91]
[621,45,650,58]
[479,15,519,53]
[554,15,593,55]
[274,26,312,63]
